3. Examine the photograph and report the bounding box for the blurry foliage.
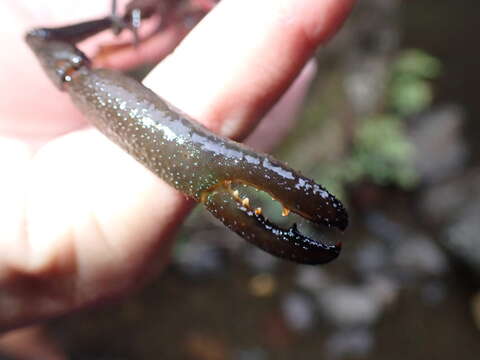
[346,114,416,186]
[389,49,442,116]
[312,49,443,200]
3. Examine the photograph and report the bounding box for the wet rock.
[419,168,480,275]
[364,212,409,246]
[242,247,280,273]
[317,285,383,327]
[392,235,449,277]
[443,201,480,274]
[295,267,331,294]
[409,104,467,184]
[354,241,389,275]
[419,168,480,224]
[363,275,400,308]
[173,233,226,278]
[325,328,374,360]
[364,212,450,278]
[281,292,316,332]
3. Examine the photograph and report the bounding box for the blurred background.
[3,0,480,358]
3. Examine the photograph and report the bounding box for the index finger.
[145,0,356,139]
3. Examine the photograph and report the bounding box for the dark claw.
[204,188,342,265]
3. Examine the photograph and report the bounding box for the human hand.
[0,0,355,331]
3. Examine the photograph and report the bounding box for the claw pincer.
[204,187,342,264]
[25,8,348,265]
